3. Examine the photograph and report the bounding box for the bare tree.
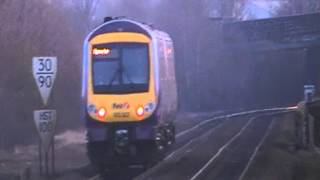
[71,0,100,30]
[0,0,95,149]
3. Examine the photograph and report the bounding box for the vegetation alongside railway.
[0,0,98,149]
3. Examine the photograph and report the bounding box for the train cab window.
[92,43,149,94]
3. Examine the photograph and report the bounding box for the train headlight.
[136,106,144,117]
[97,107,107,119]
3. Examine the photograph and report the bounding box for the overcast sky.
[243,0,282,19]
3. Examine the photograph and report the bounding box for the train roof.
[87,18,171,41]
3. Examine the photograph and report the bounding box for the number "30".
[38,59,52,71]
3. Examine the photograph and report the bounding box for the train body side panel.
[156,33,178,125]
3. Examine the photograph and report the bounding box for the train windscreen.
[92,43,149,94]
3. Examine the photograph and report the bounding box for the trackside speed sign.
[34,110,57,152]
[32,56,58,176]
[32,57,57,106]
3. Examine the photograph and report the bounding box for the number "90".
[38,75,52,88]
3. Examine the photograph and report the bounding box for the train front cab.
[83,20,173,167]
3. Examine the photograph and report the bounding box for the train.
[82,17,178,169]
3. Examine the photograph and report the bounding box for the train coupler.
[114,129,133,155]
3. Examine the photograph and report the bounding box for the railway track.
[88,107,296,180]
[190,114,275,180]
[190,110,295,180]
[88,111,227,180]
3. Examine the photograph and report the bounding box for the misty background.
[0,0,319,150]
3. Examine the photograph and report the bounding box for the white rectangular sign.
[34,110,57,153]
[32,57,57,106]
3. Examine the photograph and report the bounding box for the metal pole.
[305,107,310,148]
[51,137,55,176]
[45,150,49,177]
[38,139,42,176]
[304,88,314,148]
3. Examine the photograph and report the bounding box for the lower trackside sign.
[34,110,57,152]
